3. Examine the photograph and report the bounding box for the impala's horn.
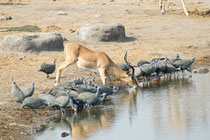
[124,52,138,87]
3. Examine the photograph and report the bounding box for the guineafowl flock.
[11,54,195,117]
[11,75,116,116]
[118,54,195,85]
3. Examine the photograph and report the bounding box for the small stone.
[47,24,56,28]
[19,55,26,60]
[94,14,101,18]
[63,37,68,41]
[61,132,70,137]
[82,2,88,5]
[48,126,54,130]
[0,15,12,20]
[57,11,67,15]
[193,69,198,73]
[69,29,76,33]
[198,68,209,73]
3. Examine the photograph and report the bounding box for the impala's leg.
[181,0,189,17]
[168,0,172,12]
[98,68,107,85]
[159,0,163,10]
[55,59,76,86]
[161,0,166,15]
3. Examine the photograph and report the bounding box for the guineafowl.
[167,54,180,64]
[52,90,71,117]
[38,92,56,106]
[92,93,108,106]
[75,87,101,109]
[137,60,150,67]
[155,58,167,79]
[21,82,35,98]
[173,57,195,74]
[140,61,159,81]
[38,58,56,79]
[162,63,179,78]
[20,96,47,114]
[11,76,25,103]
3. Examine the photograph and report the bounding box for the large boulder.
[76,22,126,42]
[0,32,64,52]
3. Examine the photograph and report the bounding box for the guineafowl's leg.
[32,109,37,114]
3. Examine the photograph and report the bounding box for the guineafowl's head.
[155,60,159,67]
[11,76,16,84]
[32,82,35,87]
[53,58,56,64]
[92,77,95,83]
[104,77,107,86]
[112,86,118,93]
[176,54,180,59]
[96,87,101,96]
[89,81,92,86]
[192,57,195,62]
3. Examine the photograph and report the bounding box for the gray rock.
[0,32,63,52]
[76,22,126,42]
[198,68,209,73]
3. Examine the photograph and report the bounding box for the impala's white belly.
[75,59,99,73]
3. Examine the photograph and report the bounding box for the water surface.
[33,73,210,140]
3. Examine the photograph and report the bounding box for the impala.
[159,0,189,17]
[55,43,138,88]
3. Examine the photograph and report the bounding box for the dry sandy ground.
[0,0,210,139]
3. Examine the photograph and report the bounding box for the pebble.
[57,11,67,15]
[95,14,101,18]
[0,16,12,20]
[61,132,70,137]
[47,24,56,28]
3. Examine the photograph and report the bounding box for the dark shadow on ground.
[0,25,41,32]
[0,3,27,6]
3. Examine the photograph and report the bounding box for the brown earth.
[0,0,210,139]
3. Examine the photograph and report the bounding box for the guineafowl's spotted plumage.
[137,60,150,67]
[173,57,195,72]
[39,58,56,78]
[38,92,56,106]
[76,87,101,108]
[21,82,35,98]
[11,76,25,103]
[52,90,72,116]
[167,54,180,64]
[163,64,178,74]
[20,96,46,114]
